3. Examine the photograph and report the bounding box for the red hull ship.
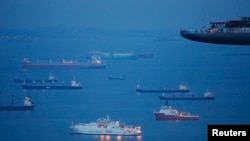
[154,102,199,120]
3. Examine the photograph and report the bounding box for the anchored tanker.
[136,84,190,94]
[88,51,154,60]
[69,116,142,136]
[154,102,199,120]
[159,91,215,101]
[22,80,83,90]
[22,57,106,70]
[180,17,250,45]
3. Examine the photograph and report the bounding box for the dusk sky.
[0,0,250,30]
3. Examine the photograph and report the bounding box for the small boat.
[0,95,34,111]
[69,115,142,136]
[108,75,125,80]
[22,80,83,90]
[153,102,199,120]
[136,84,190,93]
[159,91,215,101]
[14,75,57,83]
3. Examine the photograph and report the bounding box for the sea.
[0,28,250,141]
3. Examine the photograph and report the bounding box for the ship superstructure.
[69,116,142,136]
[0,96,34,111]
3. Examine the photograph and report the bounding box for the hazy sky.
[0,0,250,30]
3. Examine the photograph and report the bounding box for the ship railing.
[227,27,250,33]
[181,28,225,33]
[74,123,88,126]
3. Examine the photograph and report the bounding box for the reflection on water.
[97,135,142,141]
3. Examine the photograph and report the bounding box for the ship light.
[136,135,142,141]
[116,136,122,141]
[105,135,111,141]
[99,135,105,141]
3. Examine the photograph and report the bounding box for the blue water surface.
[0,28,250,141]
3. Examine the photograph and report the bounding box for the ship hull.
[0,105,34,111]
[22,63,106,70]
[180,30,250,45]
[136,89,190,93]
[70,127,141,136]
[159,95,215,100]
[22,85,83,90]
[154,113,199,120]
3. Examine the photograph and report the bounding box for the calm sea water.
[0,28,250,141]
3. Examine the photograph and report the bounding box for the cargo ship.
[22,80,83,90]
[0,95,34,111]
[88,51,154,60]
[69,116,142,136]
[153,102,199,120]
[14,75,57,83]
[180,17,250,45]
[136,84,190,93]
[159,91,215,101]
[22,57,106,70]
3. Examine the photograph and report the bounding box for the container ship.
[69,116,142,136]
[22,57,106,70]
[153,102,199,120]
[14,75,57,83]
[0,95,34,111]
[159,91,215,101]
[136,84,190,93]
[180,17,250,45]
[22,80,83,90]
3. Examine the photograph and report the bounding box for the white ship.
[69,116,142,136]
